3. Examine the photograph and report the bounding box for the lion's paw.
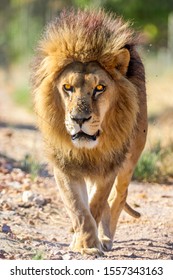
[70,233,103,256]
[81,248,104,256]
[70,244,103,256]
[100,237,113,251]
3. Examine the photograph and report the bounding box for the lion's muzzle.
[71,115,92,127]
[71,130,100,141]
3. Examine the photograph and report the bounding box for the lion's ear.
[114,48,130,76]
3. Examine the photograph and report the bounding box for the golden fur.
[31,9,147,255]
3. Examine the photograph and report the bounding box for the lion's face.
[56,62,116,149]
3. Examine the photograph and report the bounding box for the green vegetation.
[21,154,41,179]
[103,0,172,48]
[14,87,32,110]
[134,142,173,183]
[0,0,172,67]
[32,252,44,260]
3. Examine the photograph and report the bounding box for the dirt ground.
[0,89,173,260]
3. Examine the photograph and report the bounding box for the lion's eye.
[63,84,74,92]
[95,84,105,92]
[93,84,106,99]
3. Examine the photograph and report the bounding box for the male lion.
[31,9,147,255]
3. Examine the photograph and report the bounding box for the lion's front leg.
[86,174,116,251]
[54,168,103,256]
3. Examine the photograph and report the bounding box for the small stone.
[2,224,12,233]
[129,253,138,258]
[5,129,13,138]
[22,191,34,203]
[33,195,46,206]
[23,184,31,191]
[51,255,63,260]
[0,253,6,259]
[22,178,31,185]
[0,250,6,254]
[8,181,21,189]
[29,220,35,225]
[63,253,73,260]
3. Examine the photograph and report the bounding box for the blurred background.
[0,0,173,183]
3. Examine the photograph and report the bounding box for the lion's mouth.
[71,130,100,141]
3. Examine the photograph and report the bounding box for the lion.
[31,9,147,255]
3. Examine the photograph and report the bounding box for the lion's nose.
[71,115,92,126]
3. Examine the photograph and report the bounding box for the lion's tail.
[124,202,141,218]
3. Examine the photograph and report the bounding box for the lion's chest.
[52,147,127,177]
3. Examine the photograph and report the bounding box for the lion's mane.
[31,9,145,176]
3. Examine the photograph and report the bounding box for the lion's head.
[56,59,132,149]
[31,9,143,171]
